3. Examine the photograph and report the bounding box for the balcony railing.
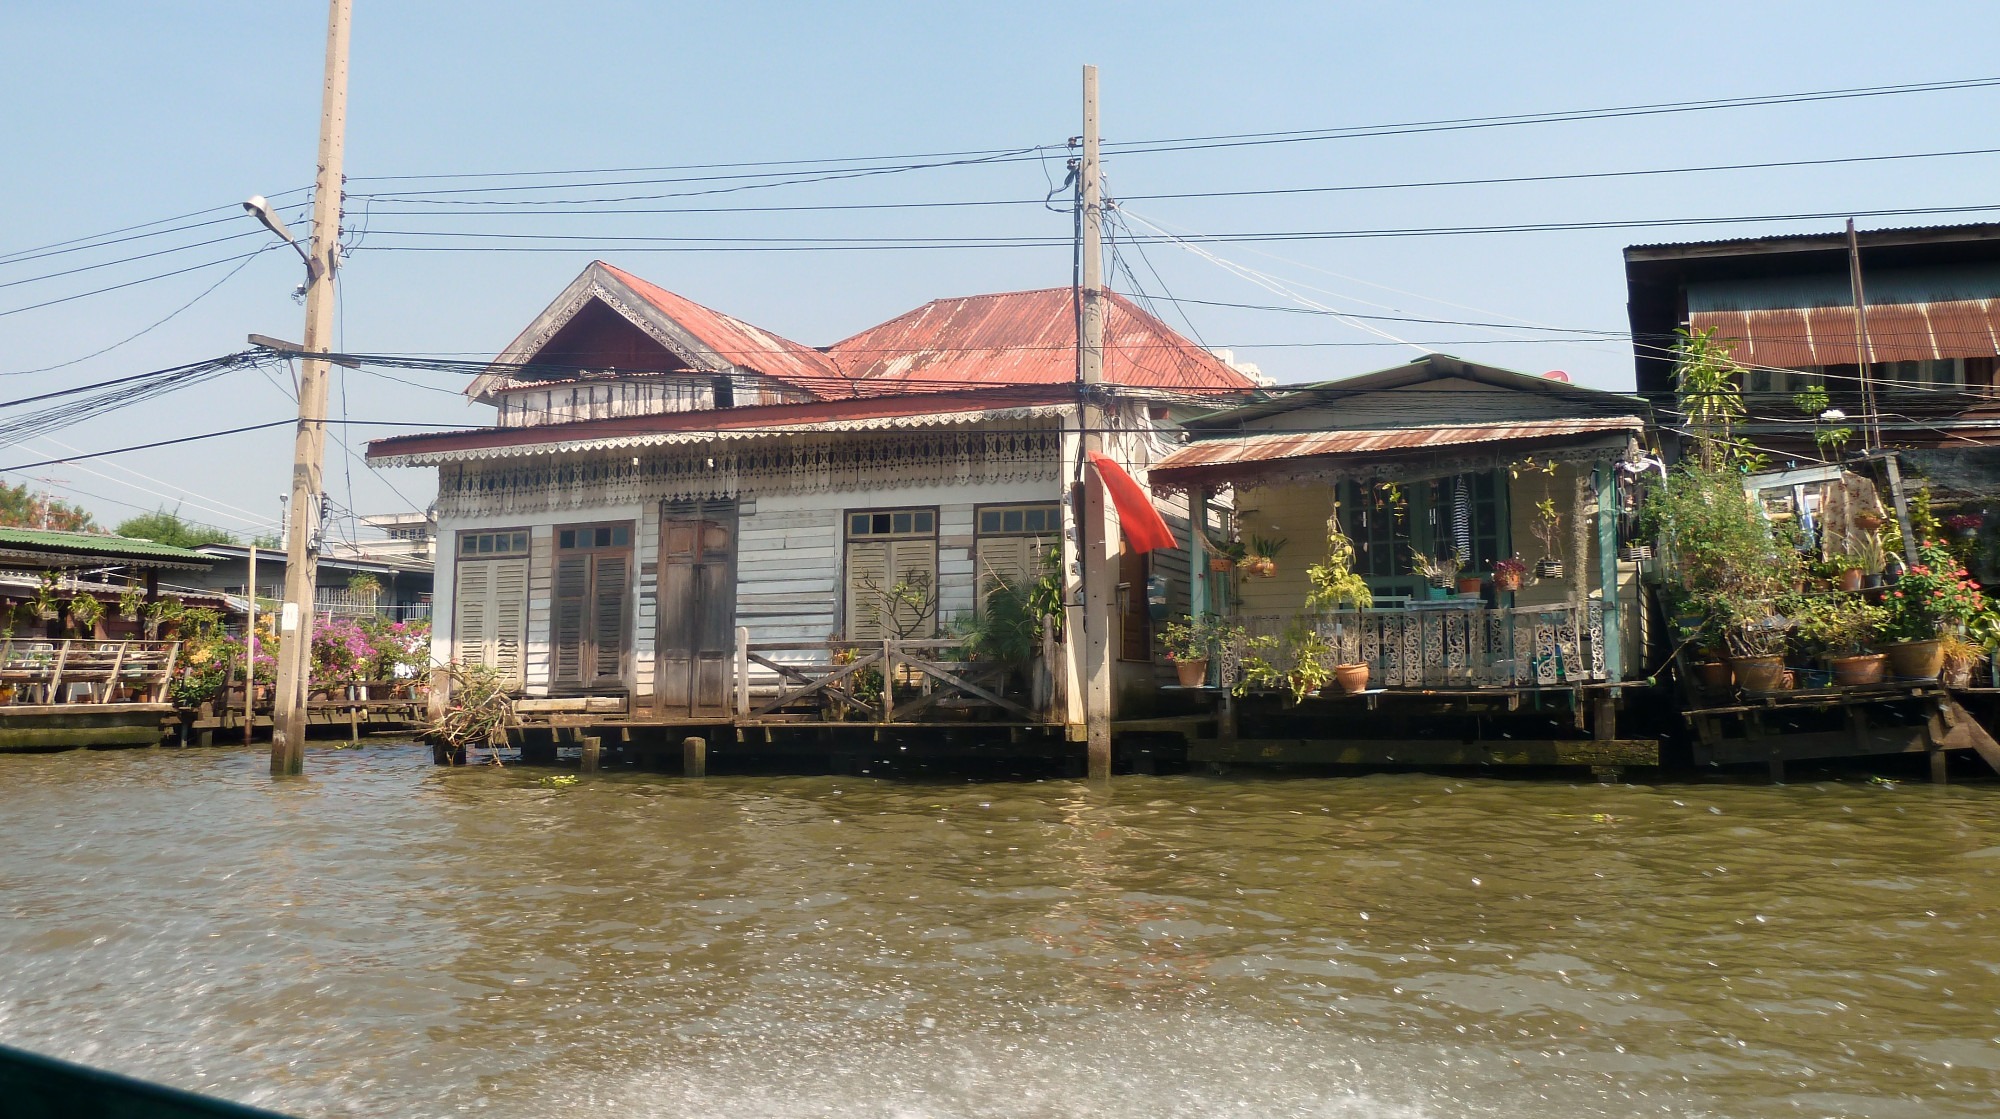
[1224,601,1609,690]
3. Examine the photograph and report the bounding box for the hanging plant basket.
[1208,556,1235,573]
[1619,543,1653,563]
[1536,557,1564,580]
[1246,556,1278,578]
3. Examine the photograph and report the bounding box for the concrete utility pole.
[1078,64,1113,779]
[271,0,352,776]
[244,544,258,745]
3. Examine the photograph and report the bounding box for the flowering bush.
[1881,543,1987,643]
[1944,513,1984,532]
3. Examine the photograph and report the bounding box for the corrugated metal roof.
[0,528,214,565]
[1691,299,2000,366]
[1626,222,2000,256]
[1152,417,1644,477]
[827,288,1257,394]
[598,263,849,391]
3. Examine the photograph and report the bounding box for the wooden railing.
[735,633,1045,723]
[0,639,181,704]
[1224,601,1609,690]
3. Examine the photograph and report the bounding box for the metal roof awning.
[1148,417,1645,491]
[1691,299,2000,368]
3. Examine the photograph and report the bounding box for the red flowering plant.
[1880,542,1988,643]
[311,616,377,689]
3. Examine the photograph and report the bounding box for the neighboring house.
[365,261,1258,716]
[1625,222,2000,475]
[0,528,221,636]
[324,512,437,564]
[1149,355,1657,706]
[190,546,433,621]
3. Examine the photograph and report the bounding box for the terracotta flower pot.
[1173,658,1209,688]
[1856,512,1886,529]
[1944,660,1976,689]
[1884,639,1944,681]
[1457,576,1484,595]
[1208,556,1235,573]
[1332,662,1371,694]
[1695,661,1734,689]
[1831,652,1888,687]
[1494,570,1524,592]
[1728,654,1787,691]
[1838,568,1863,592]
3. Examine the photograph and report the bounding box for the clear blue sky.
[3,1,1998,542]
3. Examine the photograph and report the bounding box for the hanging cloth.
[1452,475,1473,563]
[1086,453,1178,554]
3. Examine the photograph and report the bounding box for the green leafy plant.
[1304,519,1373,612]
[346,573,383,606]
[1787,593,1886,657]
[1236,618,1334,703]
[1851,533,1886,576]
[116,583,145,621]
[65,593,102,634]
[1880,542,1986,643]
[1158,613,1240,663]
[1408,548,1462,589]
[1531,496,1565,567]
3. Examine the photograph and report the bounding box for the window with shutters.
[452,527,530,689]
[845,507,938,640]
[552,521,633,689]
[974,502,1059,611]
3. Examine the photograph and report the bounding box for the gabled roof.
[467,261,849,401]
[828,287,1258,394]
[1182,354,1645,430]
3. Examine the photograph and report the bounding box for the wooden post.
[580,735,600,774]
[734,625,750,717]
[271,0,352,777]
[1079,64,1112,781]
[197,701,213,748]
[682,735,706,778]
[244,545,257,743]
[880,638,895,723]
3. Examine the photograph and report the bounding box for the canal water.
[0,744,1995,1118]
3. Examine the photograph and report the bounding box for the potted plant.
[1493,558,1527,592]
[1945,512,1983,540]
[1409,549,1462,599]
[1531,497,1565,580]
[1855,511,1887,531]
[1940,631,1982,688]
[1455,572,1484,597]
[1825,551,1865,593]
[1235,622,1336,703]
[1853,534,1887,590]
[1208,537,1246,573]
[65,593,103,637]
[1792,593,1889,686]
[1722,605,1793,691]
[1878,543,1984,680]
[1159,614,1234,688]
[1245,534,1287,579]
[1304,519,1374,692]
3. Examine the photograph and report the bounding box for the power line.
[0,188,307,266]
[1,249,276,377]
[0,250,270,319]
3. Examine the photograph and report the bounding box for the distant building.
[190,545,432,622]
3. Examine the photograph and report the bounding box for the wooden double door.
[654,500,738,718]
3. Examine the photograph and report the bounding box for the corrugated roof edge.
[0,527,214,563]
[1625,221,2000,258]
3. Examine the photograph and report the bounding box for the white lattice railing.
[1222,602,1609,690]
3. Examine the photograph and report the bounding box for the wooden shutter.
[887,538,938,637]
[591,554,628,680]
[974,535,1053,608]
[845,540,890,640]
[491,558,528,688]
[454,562,490,667]
[553,554,588,684]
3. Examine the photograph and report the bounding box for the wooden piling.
[683,735,706,778]
[580,735,601,774]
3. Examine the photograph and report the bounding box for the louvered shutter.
[491,558,528,688]
[888,538,938,637]
[591,554,628,680]
[454,562,490,667]
[553,554,588,684]
[845,540,890,640]
[974,535,1053,608]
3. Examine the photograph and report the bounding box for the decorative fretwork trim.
[435,423,1063,518]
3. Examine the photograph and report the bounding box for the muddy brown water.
[0,743,1996,1117]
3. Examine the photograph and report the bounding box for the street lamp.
[243,196,317,285]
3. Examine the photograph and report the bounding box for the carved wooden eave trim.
[371,404,1076,468]
[467,262,735,402]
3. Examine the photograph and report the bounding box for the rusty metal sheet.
[1693,298,2000,367]
[1152,417,1644,474]
[828,288,1257,394]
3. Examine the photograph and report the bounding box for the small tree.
[113,510,238,549]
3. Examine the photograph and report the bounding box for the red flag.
[1087,452,1178,554]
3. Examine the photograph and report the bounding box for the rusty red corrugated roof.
[827,287,1258,394]
[599,263,851,391]
[1692,298,2000,367]
[1151,417,1644,479]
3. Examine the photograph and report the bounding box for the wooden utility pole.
[1847,218,1921,567]
[1078,64,1113,779]
[271,0,352,776]
[244,545,257,744]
